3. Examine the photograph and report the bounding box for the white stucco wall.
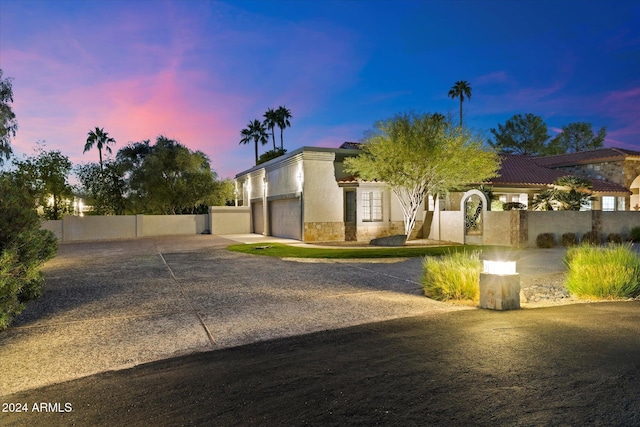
[210,206,251,234]
[527,211,592,244]
[265,154,303,197]
[440,211,464,243]
[302,152,344,223]
[600,212,640,237]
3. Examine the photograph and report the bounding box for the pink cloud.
[474,71,514,86]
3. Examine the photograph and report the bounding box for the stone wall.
[556,160,625,185]
[303,222,345,242]
[555,159,640,189]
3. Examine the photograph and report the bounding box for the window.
[617,197,626,211]
[602,196,615,211]
[362,191,382,222]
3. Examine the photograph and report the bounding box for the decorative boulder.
[370,234,407,247]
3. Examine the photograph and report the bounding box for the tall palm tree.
[84,127,116,173]
[275,106,292,149]
[263,108,278,150]
[239,119,268,165]
[447,81,472,127]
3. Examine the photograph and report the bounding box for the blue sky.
[1,0,639,178]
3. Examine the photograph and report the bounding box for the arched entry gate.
[460,189,488,245]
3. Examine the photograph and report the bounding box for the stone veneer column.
[510,210,528,248]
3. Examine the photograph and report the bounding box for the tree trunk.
[254,140,258,165]
[280,127,284,150]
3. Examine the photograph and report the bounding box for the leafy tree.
[344,112,500,238]
[0,172,57,329]
[0,69,18,164]
[488,113,550,155]
[553,176,593,211]
[545,122,606,155]
[531,190,556,211]
[258,147,287,165]
[447,81,472,126]
[84,127,116,173]
[530,176,593,211]
[129,136,220,214]
[240,119,269,165]
[75,160,128,215]
[208,179,235,206]
[13,145,74,220]
[275,106,292,149]
[263,108,278,150]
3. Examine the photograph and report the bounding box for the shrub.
[422,251,481,301]
[502,202,526,211]
[561,233,578,247]
[581,231,601,245]
[630,226,640,243]
[607,233,623,244]
[536,233,555,248]
[0,173,58,330]
[565,244,640,299]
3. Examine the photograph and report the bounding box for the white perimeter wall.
[210,207,251,235]
[41,209,251,242]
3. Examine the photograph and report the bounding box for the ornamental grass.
[564,244,640,299]
[422,251,481,301]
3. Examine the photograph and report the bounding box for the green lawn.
[226,242,494,259]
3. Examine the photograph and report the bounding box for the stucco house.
[235,144,640,242]
[233,144,424,242]
[470,150,635,211]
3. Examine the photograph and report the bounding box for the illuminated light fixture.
[483,260,517,275]
[479,251,520,311]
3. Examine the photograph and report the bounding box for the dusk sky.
[1,0,639,178]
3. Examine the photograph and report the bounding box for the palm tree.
[275,106,292,149]
[84,127,116,173]
[447,81,472,127]
[239,119,268,165]
[263,108,278,150]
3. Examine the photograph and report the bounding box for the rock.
[370,234,407,247]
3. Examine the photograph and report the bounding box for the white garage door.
[269,198,301,240]
[252,201,264,234]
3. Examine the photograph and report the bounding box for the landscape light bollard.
[479,252,520,310]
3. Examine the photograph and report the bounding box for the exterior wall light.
[479,251,520,310]
[296,168,304,193]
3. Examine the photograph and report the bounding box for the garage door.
[252,201,264,234]
[269,198,301,240]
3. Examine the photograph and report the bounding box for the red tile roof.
[337,174,381,183]
[486,154,630,194]
[534,148,640,167]
[339,142,362,150]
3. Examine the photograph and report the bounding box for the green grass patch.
[422,251,482,301]
[226,242,494,259]
[565,244,640,299]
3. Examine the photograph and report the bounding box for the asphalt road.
[3,301,640,426]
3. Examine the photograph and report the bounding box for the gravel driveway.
[0,235,466,396]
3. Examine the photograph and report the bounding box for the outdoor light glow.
[483,260,517,275]
[296,167,304,192]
